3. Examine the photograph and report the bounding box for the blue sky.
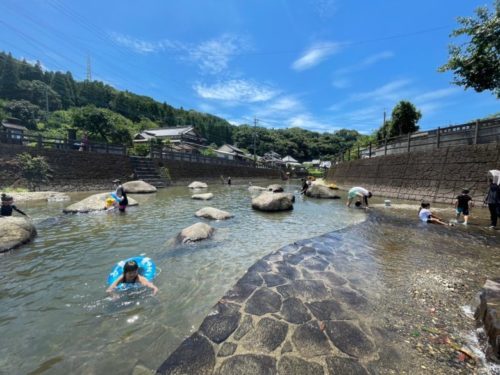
[0,0,498,134]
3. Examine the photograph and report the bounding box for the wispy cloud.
[255,96,304,118]
[287,114,338,132]
[110,32,250,74]
[334,51,394,76]
[413,87,459,103]
[194,79,279,103]
[187,34,251,74]
[292,41,341,71]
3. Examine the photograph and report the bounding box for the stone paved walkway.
[156,214,500,375]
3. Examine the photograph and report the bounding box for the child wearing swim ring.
[106,260,158,295]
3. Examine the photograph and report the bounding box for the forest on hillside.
[0,51,361,161]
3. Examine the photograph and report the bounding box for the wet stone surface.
[157,212,500,374]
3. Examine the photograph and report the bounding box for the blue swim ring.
[110,192,120,203]
[107,256,156,291]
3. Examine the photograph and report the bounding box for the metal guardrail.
[334,117,500,163]
[0,130,127,155]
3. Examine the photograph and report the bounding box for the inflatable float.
[107,256,156,291]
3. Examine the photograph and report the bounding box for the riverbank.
[157,209,500,375]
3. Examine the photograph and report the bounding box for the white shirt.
[351,187,369,196]
[419,208,431,222]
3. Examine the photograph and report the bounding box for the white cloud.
[255,96,304,118]
[110,32,250,74]
[292,42,341,71]
[193,80,279,103]
[187,34,250,74]
[334,51,394,76]
[287,114,338,132]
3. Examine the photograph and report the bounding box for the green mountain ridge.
[0,51,361,161]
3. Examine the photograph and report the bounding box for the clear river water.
[1,180,499,374]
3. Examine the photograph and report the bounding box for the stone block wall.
[155,159,281,181]
[326,143,500,203]
[0,144,134,191]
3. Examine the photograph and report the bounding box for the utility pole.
[86,55,92,81]
[253,116,258,166]
[383,108,387,139]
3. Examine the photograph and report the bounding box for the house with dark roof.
[1,119,28,144]
[215,144,247,160]
[133,126,206,147]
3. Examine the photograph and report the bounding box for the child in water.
[106,260,158,295]
[418,202,449,225]
[1,193,29,217]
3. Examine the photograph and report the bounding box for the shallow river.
[1,181,371,374]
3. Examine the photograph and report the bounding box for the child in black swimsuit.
[1,193,28,217]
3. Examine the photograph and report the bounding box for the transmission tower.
[86,55,92,81]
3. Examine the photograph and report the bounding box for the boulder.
[305,184,341,199]
[122,180,157,194]
[195,207,233,220]
[475,278,500,361]
[248,186,267,193]
[192,193,214,200]
[0,217,37,252]
[63,192,138,213]
[252,192,293,212]
[176,222,214,244]
[267,184,284,193]
[189,181,208,189]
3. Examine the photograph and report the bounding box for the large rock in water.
[0,217,37,252]
[267,184,284,192]
[192,193,214,200]
[63,192,138,213]
[195,207,233,220]
[122,180,157,194]
[305,184,341,199]
[248,186,267,193]
[176,222,214,243]
[475,278,500,362]
[252,192,294,212]
[189,181,208,189]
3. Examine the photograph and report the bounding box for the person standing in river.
[113,179,128,212]
[1,193,29,217]
[484,171,500,229]
[454,189,473,225]
[346,186,372,208]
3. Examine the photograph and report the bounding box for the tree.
[17,153,52,191]
[5,100,42,129]
[390,101,421,137]
[439,3,500,97]
[0,53,19,99]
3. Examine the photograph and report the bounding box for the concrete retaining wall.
[326,143,500,203]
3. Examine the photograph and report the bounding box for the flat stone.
[281,341,293,354]
[157,332,215,374]
[200,302,241,344]
[218,342,237,357]
[195,207,233,220]
[224,282,259,304]
[192,193,214,200]
[0,217,37,252]
[245,288,282,316]
[301,257,329,271]
[176,222,214,244]
[248,259,272,273]
[122,180,157,193]
[315,271,348,287]
[242,317,288,352]
[324,321,375,358]
[63,192,138,213]
[233,315,253,341]
[238,271,263,287]
[275,262,301,280]
[277,280,330,300]
[188,181,208,188]
[262,273,289,287]
[325,357,369,375]
[280,298,311,324]
[331,288,368,309]
[248,186,267,192]
[217,354,276,375]
[277,356,325,375]
[251,192,293,212]
[292,321,332,358]
[306,300,350,321]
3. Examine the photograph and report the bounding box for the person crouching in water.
[1,193,29,217]
[418,202,449,225]
[346,187,372,209]
[106,260,158,295]
[113,179,128,212]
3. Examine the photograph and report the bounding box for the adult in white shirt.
[346,186,372,208]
